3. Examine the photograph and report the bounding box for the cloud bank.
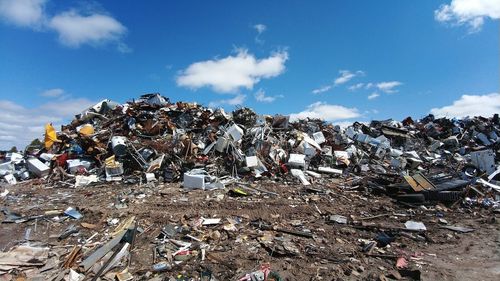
[0,97,96,149]
[430,93,500,118]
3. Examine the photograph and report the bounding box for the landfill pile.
[1,93,499,281]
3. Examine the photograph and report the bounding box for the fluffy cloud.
[290,102,360,122]
[376,81,402,93]
[0,98,96,149]
[367,92,380,100]
[0,0,129,51]
[311,85,332,94]
[208,94,246,108]
[49,11,127,48]
[177,49,288,93]
[0,0,46,27]
[254,89,283,103]
[334,70,364,85]
[435,0,500,32]
[40,88,64,97]
[430,93,500,118]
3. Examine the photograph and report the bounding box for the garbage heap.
[1,93,500,280]
[1,93,500,203]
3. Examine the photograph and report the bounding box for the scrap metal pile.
[1,93,499,280]
[2,93,500,200]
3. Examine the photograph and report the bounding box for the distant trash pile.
[1,93,499,204]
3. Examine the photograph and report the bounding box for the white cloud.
[0,0,129,51]
[0,98,96,149]
[208,94,246,108]
[376,81,402,93]
[346,81,403,94]
[0,0,46,28]
[435,0,500,32]
[311,70,364,94]
[254,89,283,103]
[367,92,380,100]
[430,93,500,118]
[254,23,266,34]
[311,85,332,94]
[334,70,364,85]
[254,23,266,44]
[289,102,360,122]
[40,88,64,97]
[48,10,127,47]
[177,49,288,93]
[348,83,365,91]
[311,70,401,96]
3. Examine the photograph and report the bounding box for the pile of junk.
[1,93,499,206]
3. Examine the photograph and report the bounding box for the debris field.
[1,93,499,281]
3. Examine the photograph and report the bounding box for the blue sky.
[0,0,499,149]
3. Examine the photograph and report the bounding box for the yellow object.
[79,124,94,136]
[233,188,248,196]
[44,123,60,149]
[105,155,119,167]
[111,216,136,237]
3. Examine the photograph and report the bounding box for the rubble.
[1,93,499,280]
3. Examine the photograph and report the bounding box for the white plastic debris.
[330,215,347,224]
[66,159,92,174]
[26,158,50,177]
[183,172,206,190]
[145,173,157,182]
[227,124,244,142]
[477,178,500,193]
[312,131,326,144]
[202,218,221,225]
[6,152,24,164]
[302,142,317,156]
[0,161,15,176]
[182,169,223,190]
[291,169,310,185]
[4,174,17,185]
[245,156,258,168]
[306,170,321,178]
[74,175,99,187]
[334,151,349,159]
[39,153,55,162]
[302,134,321,150]
[288,154,306,167]
[470,149,496,175]
[215,137,229,152]
[317,167,343,174]
[0,189,9,197]
[68,269,84,281]
[405,220,426,231]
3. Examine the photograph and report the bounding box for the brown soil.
[0,181,499,280]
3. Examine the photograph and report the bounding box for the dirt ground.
[1,180,499,281]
